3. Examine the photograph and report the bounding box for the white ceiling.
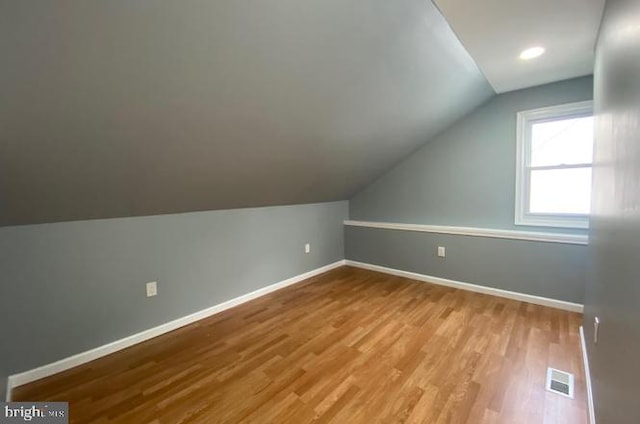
[434,0,606,93]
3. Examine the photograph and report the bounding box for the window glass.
[529,168,592,214]
[530,116,594,167]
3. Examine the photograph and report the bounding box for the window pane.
[531,116,593,166]
[530,168,592,214]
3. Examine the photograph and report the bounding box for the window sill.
[515,215,589,230]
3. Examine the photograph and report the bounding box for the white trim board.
[580,326,597,424]
[5,260,347,398]
[344,220,588,245]
[345,260,584,313]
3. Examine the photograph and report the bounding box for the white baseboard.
[5,258,582,400]
[5,260,346,398]
[580,326,596,424]
[345,260,583,313]
[5,382,11,402]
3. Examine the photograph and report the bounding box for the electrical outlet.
[437,246,446,257]
[305,243,311,254]
[146,281,157,297]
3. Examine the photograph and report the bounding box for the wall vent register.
[546,367,574,398]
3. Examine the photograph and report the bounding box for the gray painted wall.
[346,77,593,302]
[583,0,640,422]
[0,200,347,398]
[0,0,492,226]
[345,227,587,303]
[350,76,593,235]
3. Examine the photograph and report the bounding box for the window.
[515,101,594,229]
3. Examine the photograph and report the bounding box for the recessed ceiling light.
[519,46,545,60]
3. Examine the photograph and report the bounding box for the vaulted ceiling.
[0,0,494,226]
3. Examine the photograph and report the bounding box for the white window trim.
[515,100,594,229]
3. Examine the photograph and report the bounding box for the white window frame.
[515,100,594,229]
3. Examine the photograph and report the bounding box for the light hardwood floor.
[13,266,588,423]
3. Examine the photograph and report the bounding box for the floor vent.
[546,367,574,398]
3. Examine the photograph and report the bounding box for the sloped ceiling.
[0,0,493,226]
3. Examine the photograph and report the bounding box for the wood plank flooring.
[13,266,588,423]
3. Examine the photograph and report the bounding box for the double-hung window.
[515,101,594,229]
